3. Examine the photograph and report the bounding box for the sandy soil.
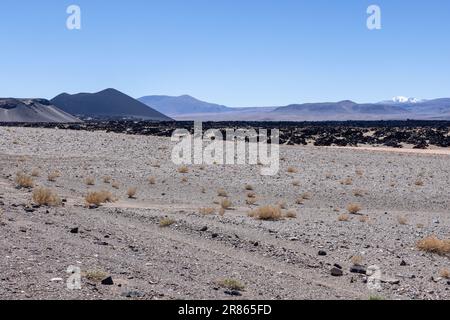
[0,127,449,300]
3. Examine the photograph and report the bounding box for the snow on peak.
[392,96,420,104]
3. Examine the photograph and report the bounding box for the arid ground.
[0,127,449,300]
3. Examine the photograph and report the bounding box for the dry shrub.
[127,187,137,199]
[219,208,226,216]
[285,210,297,219]
[347,203,362,215]
[220,198,232,210]
[359,215,370,223]
[397,215,408,225]
[178,165,189,174]
[246,197,257,205]
[249,205,283,221]
[278,201,287,209]
[301,192,312,200]
[85,190,115,206]
[111,181,120,189]
[415,179,424,186]
[15,172,34,189]
[47,171,60,182]
[247,192,256,199]
[148,177,156,185]
[199,207,215,215]
[287,167,298,174]
[181,177,188,183]
[32,187,61,206]
[338,214,350,222]
[353,189,365,197]
[85,177,95,186]
[159,218,175,227]
[417,236,450,255]
[103,176,112,184]
[292,180,300,187]
[31,168,40,177]
[295,197,304,205]
[351,255,364,266]
[440,268,450,279]
[84,270,108,282]
[356,169,364,176]
[218,279,245,291]
[244,184,254,191]
[217,189,228,197]
[341,178,353,186]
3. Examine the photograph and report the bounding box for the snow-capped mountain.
[392,96,421,104]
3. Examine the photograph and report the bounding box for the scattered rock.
[50,278,63,282]
[121,290,144,298]
[331,267,343,277]
[70,227,79,234]
[400,260,408,266]
[318,250,327,256]
[224,290,242,296]
[211,233,219,239]
[350,265,367,275]
[88,204,99,210]
[101,276,114,285]
[200,226,208,232]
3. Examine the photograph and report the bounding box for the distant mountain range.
[51,89,172,121]
[0,98,80,123]
[2,89,450,123]
[139,94,450,121]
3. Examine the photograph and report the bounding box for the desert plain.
[0,126,449,300]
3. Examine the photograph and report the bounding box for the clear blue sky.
[1,0,449,107]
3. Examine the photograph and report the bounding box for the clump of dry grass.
[341,178,353,186]
[347,203,362,215]
[359,215,370,223]
[285,210,297,219]
[127,187,137,199]
[219,208,226,216]
[218,279,245,291]
[148,177,156,185]
[440,268,450,279]
[244,184,254,191]
[84,270,108,282]
[31,168,40,177]
[417,236,450,255]
[217,189,228,197]
[178,165,189,174]
[159,218,175,228]
[287,167,298,174]
[338,213,350,222]
[397,215,408,225]
[85,177,95,186]
[246,197,257,206]
[278,201,287,210]
[103,176,112,184]
[111,181,120,189]
[353,189,365,197]
[85,190,115,206]
[247,192,256,199]
[248,205,283,221]
[356,169,364,176]
[220,198,232,210]
[351,255,364,266]
[199,207,216,215]
[32,187,61,206]
[295,197,304,205]
[15,172,34,189]
[292,180,300,187]
[301,192,312,200]
[181,177,188,183]
[47,171,60,182]
[415,179,424,186]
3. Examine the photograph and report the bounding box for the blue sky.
[1,0,449,107]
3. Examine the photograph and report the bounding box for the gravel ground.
[0,126,449,300]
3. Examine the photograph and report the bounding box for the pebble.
[331,267,343,277]
[101,276,114,285]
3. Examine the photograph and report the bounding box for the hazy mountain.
[139,95,232,116]
[0,98,81,123]
[52,89,172,121]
